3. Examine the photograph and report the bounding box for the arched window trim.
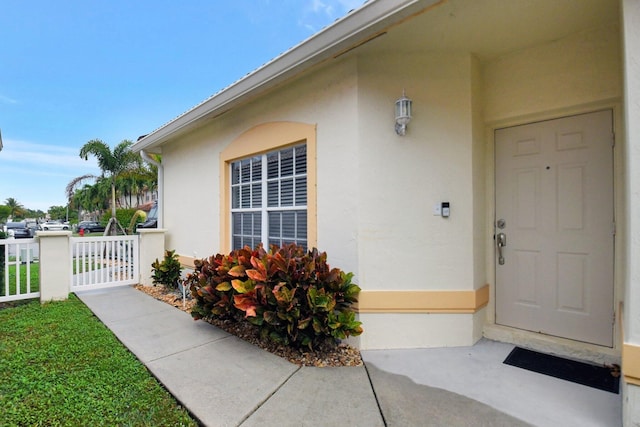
[219,122,317,252]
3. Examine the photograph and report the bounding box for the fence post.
[137,228,166,286]
[0,232,6,292]
[38,231,71,302]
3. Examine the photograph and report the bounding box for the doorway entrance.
[494,110,614,347]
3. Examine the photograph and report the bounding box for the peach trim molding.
[219,121,317,253]
[177,255,196,269]
[623,342,640,386]
[356,285,490,314]
[171,259,488,316]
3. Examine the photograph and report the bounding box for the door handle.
[497,232,507,265]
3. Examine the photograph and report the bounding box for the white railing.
[70,235,139,291]
[0,238,40,302]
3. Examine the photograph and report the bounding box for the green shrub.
[186,244,363,350]
[151,250,183,290]
[100,208,144,231]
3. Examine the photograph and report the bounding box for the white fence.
[70,235,140,292]
[0,238,40,302]
[0,229,163,303]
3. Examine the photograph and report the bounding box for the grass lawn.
[1,261,104,297]
[0,295,198,426]
[0,262,40,297]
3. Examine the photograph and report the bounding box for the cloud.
[0,139,102,211]
[0,94,18,104]
[0,164,90,179]
[311,0,363,17]
[300,0,365,32]
[311,0,336,17]
[0,139,100,171]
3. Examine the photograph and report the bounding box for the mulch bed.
[133,284,363,367]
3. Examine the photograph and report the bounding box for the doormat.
[503,347,620,394]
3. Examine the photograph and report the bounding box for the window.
[231,144,307,250]
[220,121,316,253]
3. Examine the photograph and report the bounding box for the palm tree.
[71,184,99,221]
[116,173,137,208]
[5,197,25,219]
[113,157,157,209]
[136,158,159,205]
[66,139,139,234]
[73,181,110,220]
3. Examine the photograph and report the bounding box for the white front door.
[495,110,614,347]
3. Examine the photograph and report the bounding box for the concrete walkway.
[76,286,531,427]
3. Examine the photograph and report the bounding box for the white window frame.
[230,144,307,250]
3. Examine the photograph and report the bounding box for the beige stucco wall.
[164,50,484,295]
[358,22,624,349]
[38,232,72,302]
[357,52,479,291]
[160,49,486,349]
[162,58,360,269]
[159,20,623,351]
[484,22,621,124]
[162,124,221,261]
[354,51,485,348]
[622,0,640,423]
[359,311,484,349]
[622,0,640,353]
[471,56,486,293]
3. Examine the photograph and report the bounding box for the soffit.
[360,0,620,60]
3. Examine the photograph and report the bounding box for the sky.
[0,0,363,212]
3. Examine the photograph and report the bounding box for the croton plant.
[185,243,363,350]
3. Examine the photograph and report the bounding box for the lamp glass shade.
[395,95,412,126]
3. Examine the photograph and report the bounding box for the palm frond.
[65,174,98,201]
[80,139,117,174]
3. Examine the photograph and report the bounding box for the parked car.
[40,221,70,231]
[77,221,105,234]
[137,201,158,229]
[5,222,32,238]
[25,220,38,236]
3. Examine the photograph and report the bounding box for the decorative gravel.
[134,285,363,367]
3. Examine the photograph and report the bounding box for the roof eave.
[132,0,442,152]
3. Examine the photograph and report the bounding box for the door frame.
[483,103,624,362]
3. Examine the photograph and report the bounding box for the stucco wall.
[162,124,221,261]
[164,49,482,292]
[163,50,483,294]
[622,0,640,350]
[158,20,623,351]
[354,51,484,349]
[622,0,640,423]
[483,23,621,123]
[356,52,478,292]
[471,55,486,293]
[160,49,485,349]
[162,58,360,270]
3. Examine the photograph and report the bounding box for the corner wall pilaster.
[38,231,71,302]
[138,229,166,286]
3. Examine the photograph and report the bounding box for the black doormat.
[503,347,620,394]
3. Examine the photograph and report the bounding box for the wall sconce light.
[395,90,412,136]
